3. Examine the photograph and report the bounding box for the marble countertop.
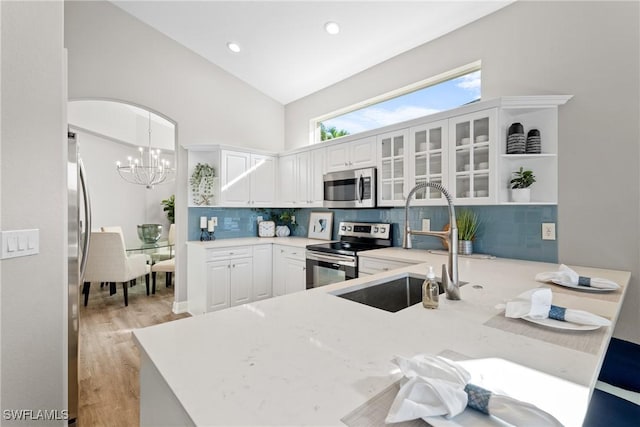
[133,250,630,426]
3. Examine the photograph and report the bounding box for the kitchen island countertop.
[133,251,630,426]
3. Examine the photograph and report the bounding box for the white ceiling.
[111,1,513,105]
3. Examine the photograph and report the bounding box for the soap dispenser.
[422,266,439,309]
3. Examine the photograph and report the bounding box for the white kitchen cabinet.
[284,258,306,294]
[358,256,418,276]
[228,257,253,306]
[204,260,231,312]
[377,129,409,206]
[449,109,498,204]
[252,244,272,301]
[221,150,276,207]
[219,150,251,205]
[278,148,325,207]
[249,154,277,206]
[497,97,570,204]
[187,244,256,314]
[272,245,306,296]
[187,147,276,207]
[326,135,376,172]
[408,120,449,205]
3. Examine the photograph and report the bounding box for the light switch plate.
[542,223,556,240]
[422,219,431,232]
[211,217,218,226]
[1,229,39,259]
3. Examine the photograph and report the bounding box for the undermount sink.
[333,273,466,313]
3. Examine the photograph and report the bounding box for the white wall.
[72,129,175,242]
[1,0,67,422]
[285,1,640,343]
[65,0,285,303]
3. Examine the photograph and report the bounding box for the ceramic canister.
[507,122,525,154]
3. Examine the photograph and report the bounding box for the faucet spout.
[403,182,460,300]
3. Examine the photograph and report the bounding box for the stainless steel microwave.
[323,167,376,208]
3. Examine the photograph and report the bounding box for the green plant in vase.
[161,194,175,224]
[510,167,536,203]
[190,163,215,205]
[457,209,480,255]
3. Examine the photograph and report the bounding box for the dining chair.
[150,223,176,263]
[151,258,175,294]
[101,225,151,266]
[83,231,150,306]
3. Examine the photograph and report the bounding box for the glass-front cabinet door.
[377,129,408,206]
[449,109,497,204]
[409,120,449,205]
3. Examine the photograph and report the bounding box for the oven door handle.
[357,174,364,203]
[306,251,356,267]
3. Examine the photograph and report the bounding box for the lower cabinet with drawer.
[187,244,272,315]
[358,256,418,277]
[272,244,306,297]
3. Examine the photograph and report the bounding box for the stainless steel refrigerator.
[68,131,91,425]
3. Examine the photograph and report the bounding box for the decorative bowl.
[137,224,163,243]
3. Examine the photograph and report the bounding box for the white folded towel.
[386,354,562,426]
[535,264,619,290]
[502,288,611,327]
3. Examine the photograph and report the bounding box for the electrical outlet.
[422,219,431,232]
[256,216,263,223]
[211,217,218,226]
[291,215,296,224]
[542,223,556,240]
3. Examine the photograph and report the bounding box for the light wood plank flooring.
[78,276,189,426]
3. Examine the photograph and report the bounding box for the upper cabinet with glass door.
[377,129,409,206]
[409,120,449,205]
[449,109,498,204]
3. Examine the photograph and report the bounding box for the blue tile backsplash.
[189,205,558,263]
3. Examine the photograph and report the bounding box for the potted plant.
[253,208,299,236]
[190,163,216,205]
[510,167,536,203]
[457,209,480,255]
[161,194,175,224]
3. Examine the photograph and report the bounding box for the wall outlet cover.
[542,223,556,240]
[211,217,218,226]
[422,219,431,232]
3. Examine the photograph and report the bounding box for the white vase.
[510,188,531,203]
[275,225,291,237]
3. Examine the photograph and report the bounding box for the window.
[314,63,481,143]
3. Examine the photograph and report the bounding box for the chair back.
[168,224,176,246]
[84,232,129,283]
[100,226,126,248]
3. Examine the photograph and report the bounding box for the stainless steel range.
[305,221,393,289]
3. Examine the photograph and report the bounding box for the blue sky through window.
[321,70,481,137]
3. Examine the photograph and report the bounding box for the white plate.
[551,279,616,293]
[522,316,600,331]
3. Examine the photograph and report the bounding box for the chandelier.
[116,112,175,189]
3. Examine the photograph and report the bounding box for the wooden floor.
[78,276,189,427]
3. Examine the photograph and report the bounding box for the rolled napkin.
[535,264,619,290]
[386,354,562,426]
[502,288,611,327]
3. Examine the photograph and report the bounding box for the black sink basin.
[335,274,443,313]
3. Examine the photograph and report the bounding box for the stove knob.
[341,225,346,231]
[374,226,379,233]
[347,226,352,231]
[380,227,386,233]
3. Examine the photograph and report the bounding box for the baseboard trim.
[172,300,189,315]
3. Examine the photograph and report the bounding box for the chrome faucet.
[403,182,460,300]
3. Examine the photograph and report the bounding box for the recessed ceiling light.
[227,42,241,53]
[324,21,340,35]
